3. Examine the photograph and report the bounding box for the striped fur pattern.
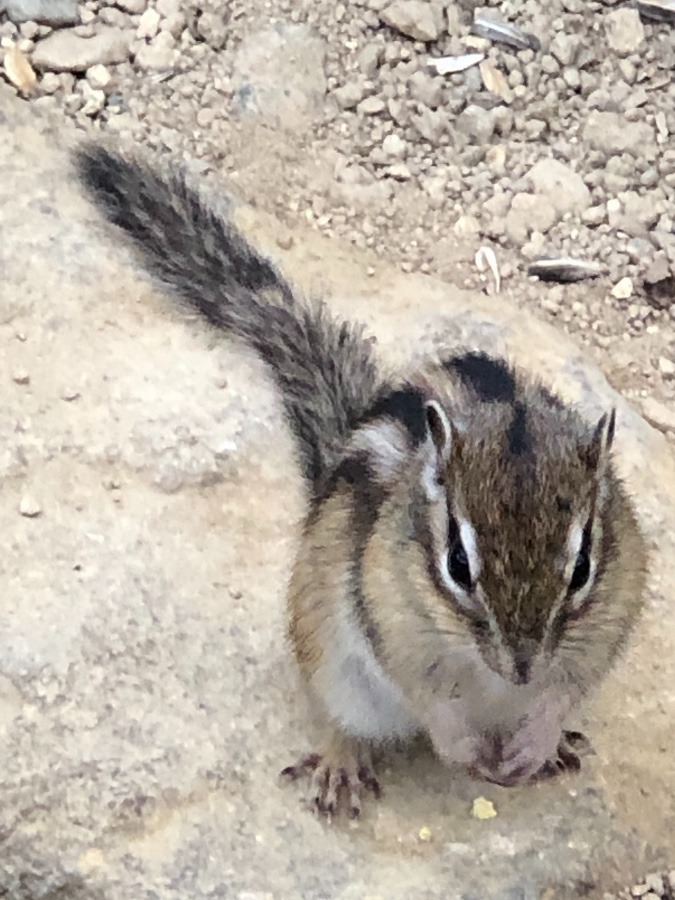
[76,145,648,812]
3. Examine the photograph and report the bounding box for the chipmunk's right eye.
[570,548,590,592]
[448,542,472,591]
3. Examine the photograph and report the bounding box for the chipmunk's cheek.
[426,698,483,767]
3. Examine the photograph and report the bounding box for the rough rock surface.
[605,8,646,55]
[30,27,132,72]
[379,0,441,42]
[0,0,79,25]
[1,87,675,900]
[231,23,327,128]
[526,158,591,217]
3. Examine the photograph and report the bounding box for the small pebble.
[19,496,42,518]
[12,370,30,385]
[644,874,664,894]
[630,886,651,898]
[275,232,294,250]
[611,277,633,300]
[658,357,675,379]
[86,63,111,89]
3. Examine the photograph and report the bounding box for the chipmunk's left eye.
[448,542,472,591]
[568,521,593,595]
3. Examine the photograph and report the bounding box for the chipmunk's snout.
[514,656,531,685]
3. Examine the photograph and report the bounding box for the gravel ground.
[1,0,674,896]
[1,0,674,422]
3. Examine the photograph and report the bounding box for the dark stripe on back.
[309,451,387,655]
[344,456,387,657]
[444,352,516,403]
[507,401,533,457]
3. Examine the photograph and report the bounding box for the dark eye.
[448,542,472,591]
[570,548,590,592]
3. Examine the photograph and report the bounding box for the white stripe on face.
[459,518,482,581]
[566,520,584,560]
[564,515,598,613]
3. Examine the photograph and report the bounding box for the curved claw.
[281,741,381,820]
[280,753,321,781]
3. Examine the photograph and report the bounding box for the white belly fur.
[312,604,419,742]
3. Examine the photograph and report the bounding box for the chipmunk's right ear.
[421,399,459,497]
[350,387,426,484]
[351,388,459,489]
[425,400,453,459]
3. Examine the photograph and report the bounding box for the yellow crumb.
[471,796,497,820]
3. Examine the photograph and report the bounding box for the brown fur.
[75,144,648,816]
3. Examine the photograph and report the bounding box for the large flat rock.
[1,86,674,899]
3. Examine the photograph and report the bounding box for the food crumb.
[472,797,497,820]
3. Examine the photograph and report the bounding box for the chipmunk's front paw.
[483,697,564,786]
[488,724,592,788]
[281,736,380,821]
[534,730,594,782]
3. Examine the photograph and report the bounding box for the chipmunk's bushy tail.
[75,145,382,485]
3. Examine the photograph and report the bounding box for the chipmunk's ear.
[350,388,459,489]
[425,400,452,459]
[349,387,427,484]
[422,399,461,497]
[582,408,616,475]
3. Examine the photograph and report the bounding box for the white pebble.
[137,8,160,40]
[19,496,42,518]
[382,133,406,158]
[611,277,633,300]
[86,63,110,89]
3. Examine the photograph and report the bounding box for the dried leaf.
[471,14,541,51]
[3,45,37,95]
[472,797,497,820]
[479,61,514,104]
[635,0,675,24]
[475,246,501,294]
[429,53,484,75]
[528,257,602,284]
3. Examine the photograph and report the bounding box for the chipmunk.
[75,144,648,820]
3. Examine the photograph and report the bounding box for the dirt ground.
[1,0,674,897]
